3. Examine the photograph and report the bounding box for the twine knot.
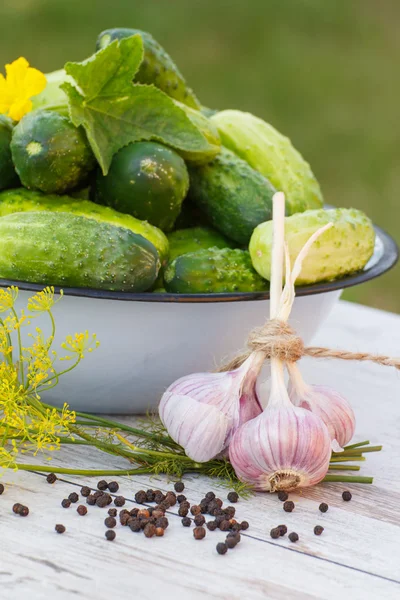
[247,319,304,362]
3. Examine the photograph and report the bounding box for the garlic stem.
[269,192,286,320]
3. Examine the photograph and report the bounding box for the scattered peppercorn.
[206,491,216,501]
[146,489,155,502]
[214,498,223,508]
[278,491,289,502]
[342,491,352,502]
[227,532,241,544]
[154,527,164,537]
[61,499,71,509]
[199,501,209,514]
[108,508,117,517]
[12,503,22,514]
[225,536,238,549]
[314,525,324,536]
[174,481,184,493]
[193,526,206,540]
[152,509,164,519]
[177,494,186,504]
[105,516,117,528]
[128,518,141,532]
[107,481,119,493]
[227,491,239,503]
[55,524,66,534]
[181,517,191,527]
[278,525,287,537]
[19,505,29,517]
[138,509,150,519]
[194,514,205,527]
[129,508,139,518]
[231,523,242,533]
[81,486,91,497]
[165,492,177,506]
[105,530,116,541]
[77,505,87,516]
[120,512,131,526]
[240,521,249,531]
[68,492,79,504]
[219,520,231,532]
[135,490,147,504]
[283,501,295,513]
[216,542,228,555]
[97,480,108,491]
[270,527,281,539]
[96,494,109,508]
[93,490,103,500]
[225,506,236,518]
[144,523,156,538]
[156,517,169,530]
[190,505,201,516]
[0,483,4,494]
[178,505,189,517]
[86,495,96,506]
[207,520,217,531]
[288,532,299,543]
[319,503,329,513]
[154,491,165,504]
[114,495,125,507]
[46,473,57,484]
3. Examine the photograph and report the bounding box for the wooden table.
[1,300,399,600]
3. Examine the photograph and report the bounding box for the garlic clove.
[229,403,332,492]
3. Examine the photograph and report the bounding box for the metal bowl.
[1,224,397,414]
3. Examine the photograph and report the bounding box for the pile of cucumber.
[0,29,376,294]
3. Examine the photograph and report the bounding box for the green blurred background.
[0,0,398,312]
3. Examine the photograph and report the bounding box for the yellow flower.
[61,331,99,359]
[0,57,46,122]
[0,286,18,313]
[28,287,63,313]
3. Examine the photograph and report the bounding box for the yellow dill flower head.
[28,287,63,313]
[61,331,99,359]
[0,286,18,312]
[0,57,46,122]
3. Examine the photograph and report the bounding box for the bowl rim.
[0,224,397,304]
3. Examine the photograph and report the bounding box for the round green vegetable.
[11,110,96,194]
[94,141,189,232]
[249,208,375,285]
[0,211,159,292]
[0,116,19,191]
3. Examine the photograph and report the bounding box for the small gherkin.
[96,28,201,109]
[164,247,269,293]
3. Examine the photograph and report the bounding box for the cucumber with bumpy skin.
[0,116,19,190]
[187,147,276,245]
[96,28,201,109]
[0,187,169,267]
[250,208,375,285]
[164,247,268,293]
[167,227,234,261]
[0,212,159,292]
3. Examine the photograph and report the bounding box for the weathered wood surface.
[0,300,399,600]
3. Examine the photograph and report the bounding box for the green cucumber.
[0,116,19,191]
[167,227,234,261]
[0,187,169,267]
[0,212,159,292]
[10,110,96,194]
[164,247,268,293]
[94,141,189,232]
[187,147,276,245]
[96,28,201,109]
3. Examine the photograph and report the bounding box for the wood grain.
[0,300,399,600]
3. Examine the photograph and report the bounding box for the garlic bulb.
[229,358,332,491]
[159,352,264,462]
[288,363,356,451]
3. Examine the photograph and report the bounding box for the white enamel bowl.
[0,225,397,414]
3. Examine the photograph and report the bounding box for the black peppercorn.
[135,490,147,504]
[215,515,225,526]
[178,505,189,517]
[240,521,249,531]
[146,489,155,502]
[93,490,103,500]
[270,527,281,539]
[46,473,57,484]
[80,486,91,497]
[288,532,299,543]
[156,516,169,530]
[114,496,125,507]
[19,505,29,517]
[77,505,87,516]
[227,491,239,503]
[314,525,324,536]
[61,499,71,509]
[182,517,192,527]
[97,480,108,491]
[225,506,236,518]
[190,505,201,516]
[120,512,131,526]
[153,491,165,504]
[219,520,231,532]
[174,481,184,493]
[283,501,295,513]
[96,494,109,508]
[342,491,352,502]
[108,508,117,517]
[55,524,66,534]
[206,491,216,501]
[108,481,119,493]
[278,524,287,537]
[278,491,289,502]
[199,501,209,514]
[165,492,177,506]
[12,503,22,514]
[105,529,116,541]
[0,483,4,494]
[225,536,237,549]
[216,542,227,555]
[193,526,206,540]
[130,508,139,518]
[105,516,117,528]
[68,492,79,504]
[86,495,96,506]
[194,514,205,527]
[177,494,186,504]
[319,502,329,513]
[144,523,156,538]
[155,527,164,537]
[214,498,223,508]
[128,518,141,532]
[207,520,218,531]
[227,532,241,544]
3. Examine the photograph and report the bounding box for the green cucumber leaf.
[62,35,214,174]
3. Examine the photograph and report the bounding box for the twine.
[217,319,400,373]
